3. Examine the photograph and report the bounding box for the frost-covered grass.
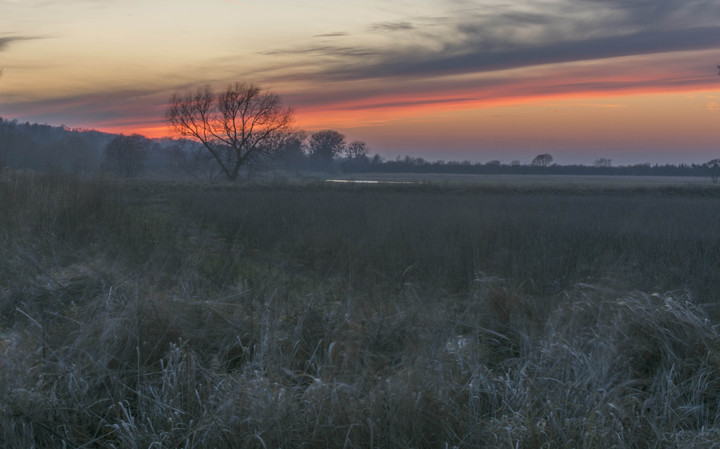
[1,171,720,448]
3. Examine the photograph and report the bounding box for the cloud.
[371,26,720,78]
[273,46,717,126]
[313,32,349,38]
[369,21,414,32]
[261,0,720,84]
[7,0,720,138]
[0,83,175,134]
[0,35,39,51]
[339,96,476,111]
[260,44,381,58]
[578,103,629,109]
[578,0,720,28]
[184,0,720,126]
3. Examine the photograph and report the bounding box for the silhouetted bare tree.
[166,83,294,181]
[705,159,720,183]
[345,140,369,160]
[594,158,612,168]
[531,153,554,167]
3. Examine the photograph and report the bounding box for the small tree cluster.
[103,134,149,178]
[594,157,612,168]
[346,140,369,160]
[270,129,371,171]
[167,83,373,178]
[308,130,346,165]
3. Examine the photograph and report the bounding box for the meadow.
[1,170,720,448]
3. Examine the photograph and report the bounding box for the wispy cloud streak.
[369,21,414,32]
[345,26,720,80]
[272,1,713,72]
[0,35,39,51]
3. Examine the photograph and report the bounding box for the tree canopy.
[166,83,294,181]
[308,130,346,163]
[531,153,554,167]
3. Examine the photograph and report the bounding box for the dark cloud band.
[262,0,720,84]
[355,26,720,80]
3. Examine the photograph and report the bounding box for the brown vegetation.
[1,171,720,447]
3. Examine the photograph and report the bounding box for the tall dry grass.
[1,172,720,447]
[178,183,720,305]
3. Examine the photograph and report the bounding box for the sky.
[1,0,720,165]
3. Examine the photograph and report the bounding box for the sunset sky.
[1,0,720,164]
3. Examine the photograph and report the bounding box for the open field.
[2,171,720,448]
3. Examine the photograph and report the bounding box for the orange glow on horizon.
[294,82,720,131]
[91,73,720,150]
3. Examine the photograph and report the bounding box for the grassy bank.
[1,172,720,448]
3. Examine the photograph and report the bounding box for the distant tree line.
[0,119,103,175]
[1,115,719,181]
[0,118,191,178]
[342,155,713,178]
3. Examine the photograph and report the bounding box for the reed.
[1,172,719,448]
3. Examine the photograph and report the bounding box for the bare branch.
[166,83,294,181]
